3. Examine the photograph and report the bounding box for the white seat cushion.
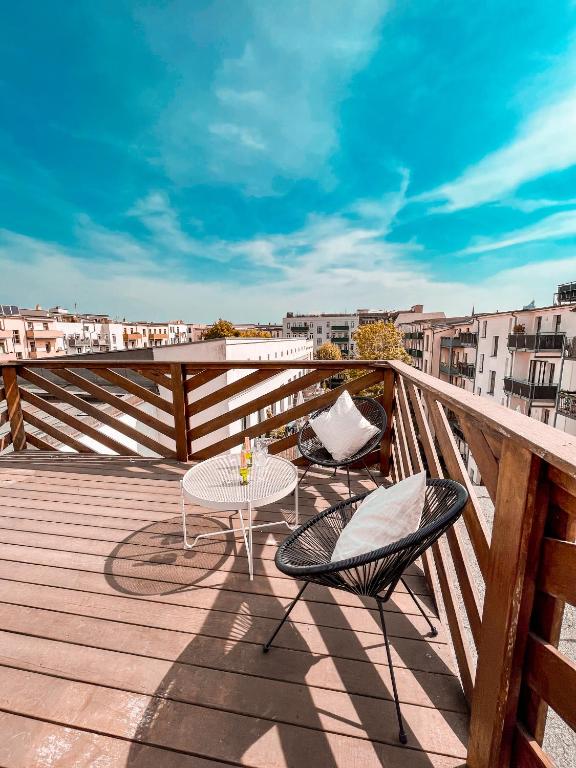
[309,391,380,463]
[330,472,426,562]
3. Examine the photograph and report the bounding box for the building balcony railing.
[507,333,565,352]
[331,336,349,343]
[456,362,475,379]
[557,390,576,420]
[330,325,350,331]
[440,332,478,348]
[503,377,558,401]
[289,326,308,333]
[404,331,424,340]
[408,348,423,358]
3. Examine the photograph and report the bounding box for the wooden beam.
[468,440,547,768]
[185,368,228,395]
[423,392,491,578]
[524,633,576,733]
[1,367,26,451]
[25,431,55,451]
[186,368,284,420]
[0,432,12,453]
[21,409,95,454]
[18,368,174,458]
[379,368,395,476]
[52,368,176,439]
[458,414,499,502]
[19,388,135,457]
[405,381,443,479]
[396,376,423,474]
[513,725,555,768]
[92,368,174,415]
[170,364,188,462]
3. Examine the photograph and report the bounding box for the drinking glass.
[253,438,269,470]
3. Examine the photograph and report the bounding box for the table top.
[181,454,298,510]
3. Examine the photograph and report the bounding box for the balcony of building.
[507,333,565,353]
[149,333,169,341]
[123,332,143,341]
[557,390,576,420]
[440,333,478,348]
[404,331,424,340]
[456,361,475,379]
[503,376,558,401]
[408,347,423,359]
[0,358,574,767]
[25,329,65,340]
[289,325,309,333]
[331,325,350,331]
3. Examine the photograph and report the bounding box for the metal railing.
[507,333,565,352]
[503,377,558,401]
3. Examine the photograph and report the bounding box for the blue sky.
[2,1,576,321]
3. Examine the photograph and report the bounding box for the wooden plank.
[524,633,576,732]
[537,537,576,605]
[185,368,228,395]
[132,366,173,389]
[92,366,174,415]
[468,441,547,768]
[186,367,284,419]
[1,366,26,451]
[458,415,499,502]
[0,431,12,453]
[406,382,444,479]
[397,376,424,475]
[19,388,135,456]
[432,537,475,702]
[445,525,482,648]
[53,367,176,439]
[24,431,54,451]
[513,725,555,768]
[390,359,576,484]
[191,369,384,460]
[380,367,395,476]
[394,403,413,477]
[21,408,95,454]
[192,367,333,441]
[170,363,189,462]
[0,408,8,429]
[423,392,491,578]
[18,368,175,458]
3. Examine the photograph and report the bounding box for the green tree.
[202,319,238,339]
[314,341,343,360]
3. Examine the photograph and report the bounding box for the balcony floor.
[0,455,468,767]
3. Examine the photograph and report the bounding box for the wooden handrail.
[0,356,575,766]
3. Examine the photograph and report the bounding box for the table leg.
[181,482,193,550]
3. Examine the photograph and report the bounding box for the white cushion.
[330,472,426,562]
[309,391,379,463]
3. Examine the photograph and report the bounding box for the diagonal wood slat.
[192,368,340,441]
[457,414,499,502]
[132,367,173,389]
[190,369,382,460]
[53,368,176,440]
[0,432,12,453]
[21,408,95,454]
[186,367,284,420]
[0,410,8,429]
[18,368,174,458]
[25,431,55,451]
[92,368,174,415]
[185,369,228,395]
[19,388,135,457]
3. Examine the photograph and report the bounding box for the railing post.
[379,366,396,477]
[468,439,548,768]
[1,366,27,451]
[170,363,188,462]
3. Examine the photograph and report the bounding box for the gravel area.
[439,486,574,767]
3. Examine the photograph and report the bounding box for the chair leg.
[263,582,309,653]
[298,463,313,487]
[362,458,379,488]
[376,598,407,745]
[400,577,438,637]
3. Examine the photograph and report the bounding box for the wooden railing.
[1,357,575,767]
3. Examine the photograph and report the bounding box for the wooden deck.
[0,455,468,768]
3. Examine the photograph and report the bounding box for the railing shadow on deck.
[1,357,575,767]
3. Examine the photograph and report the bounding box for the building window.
[12,330,20,343]
[491,336,499,357]
[479,353,484,373]
[554,315,561,333]
[481,320,487,338]
[424,360,428,373]
[477,387,482,396]
[488,371,496,395]
[542,409,550,425]
[536,316,542,334]
[317,326,322,333]
[425,335,429,351]
[43,322,49,330]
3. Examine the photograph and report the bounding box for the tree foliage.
[202,319,238,339]
[315,341,343,360]
[352,321,411,363]
[237,328,272,338]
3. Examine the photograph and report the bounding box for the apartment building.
[0,305,66,361]
[284,306,443,357]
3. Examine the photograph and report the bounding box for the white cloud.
[139,0,389,192]
[461,209,576,255]
[420,90,576,211]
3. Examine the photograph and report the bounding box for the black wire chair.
[263,478,468,745]
[297,396,386,494]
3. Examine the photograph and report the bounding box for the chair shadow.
[101,466,467,767]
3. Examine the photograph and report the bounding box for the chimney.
[411,304,424,313]
[35,304,42,310]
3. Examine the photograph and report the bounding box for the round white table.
[180,454,299,580]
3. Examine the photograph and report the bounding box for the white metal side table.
[180,454,299,580]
